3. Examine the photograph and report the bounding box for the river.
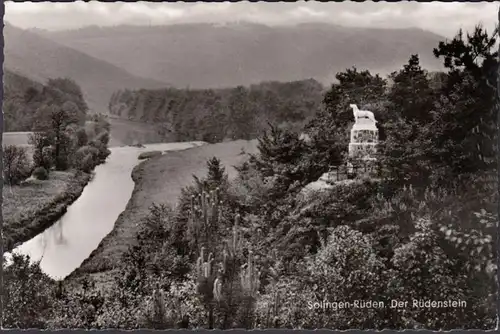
[9,142,205,280]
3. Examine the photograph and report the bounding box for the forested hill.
[3,70,43,131]
[3,70,87,132]
[108,79,325,142]
[4,23,167,114]
[38,22,445,89]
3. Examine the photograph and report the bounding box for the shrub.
[32,167,49,180]
[100,147,111,160]
[3,253,55,328]
[76,127,88,147]
[95,130,110,146]
[81,154,96,173]
[29,132,53,170]
[3,145,32,185]
[74,145,100,172]
[41,146,55,170]
[138,151,162,160]
[388,217,469,329]
[89,139,111,161]
[229,167,274,210]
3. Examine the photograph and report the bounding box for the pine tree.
[431,25,498,176]
[388,54,435,123]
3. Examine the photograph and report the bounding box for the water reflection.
[11,141,204,280]
[54,219,66,246]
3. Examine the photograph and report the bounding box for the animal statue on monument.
[350,104,377,123]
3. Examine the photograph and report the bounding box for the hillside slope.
[1,69,158,146]
[3,70,44,131]
[40,22,445,89]
[3,69,90,132]
[4,23,168,114]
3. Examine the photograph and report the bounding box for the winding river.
[10,142,204,280]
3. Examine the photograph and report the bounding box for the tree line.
[108,79,325,143]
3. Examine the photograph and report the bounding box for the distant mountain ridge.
[38,22,446,89]
[3,23,169,114]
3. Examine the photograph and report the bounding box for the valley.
[2,10,497,330]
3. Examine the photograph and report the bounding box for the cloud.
[189,2,233,15]
[4,1,499,38]
[6,1,70,14]
[289,6,327,19]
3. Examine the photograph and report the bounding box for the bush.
[89,139,111,161]
[76,127,88,147]
[41,146,55,170]
[3,253,55,329]
[3,145,32,185]
[95,130,110,146]
[32,167,49,180]
[81,154,96,173]
[138,151,162,160]
[73,145,100,172]
[100,147,111,160]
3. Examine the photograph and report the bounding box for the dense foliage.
[2,73,111,184]
[3,23,497,330]
[4,72,86,132]
[2,145,32,185]
[108,79,324,143]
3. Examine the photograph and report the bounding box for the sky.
[4,1,499,38]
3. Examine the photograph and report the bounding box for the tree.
[306,225,388,329]
[61,101,85,126]
[49,106,76,170]
[2,145,31,185]
[323,68,387,126]
[379,117,435,187]
[305,68,388,169]
[247,123,323,198]
[387,54,435,123]
[432,25,497,174]
[28,132,53,170]
[429,76,493,177]
[29,103,77,171]
[76,128,88,147]
[46,78,88,118]
[227,86,255,140]
[3,254,55,328]
[433,25,497,88]
[206,157,228,188]
[389,217,469,329]
[381,25,499,187]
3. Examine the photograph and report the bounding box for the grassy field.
[3,133,36,163]
[2,132,32,146]
[3,170,91,252]
[68,139,259,286]
[3,118,164,148]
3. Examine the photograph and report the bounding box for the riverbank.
[3,170,92,253]
[67,139,258,286]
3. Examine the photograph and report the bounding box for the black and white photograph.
[1,1,498,330]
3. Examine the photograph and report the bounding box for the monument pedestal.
[312,105,380,185]
[348,118,378,160]
[347,115,379,178]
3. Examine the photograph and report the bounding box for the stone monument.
[302,104,380,188]
[348,104,379,160]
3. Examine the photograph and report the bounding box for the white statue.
[350,104,377,123]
